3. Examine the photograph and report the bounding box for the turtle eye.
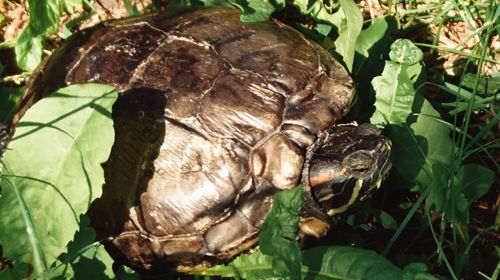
[343,151,373,174]
[350,162,370,173]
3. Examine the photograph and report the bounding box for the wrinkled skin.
[19,7,391,272]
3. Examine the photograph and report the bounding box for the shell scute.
[66,24,165,89]
[199,71,285,145]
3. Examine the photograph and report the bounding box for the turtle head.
[306,123,391,216]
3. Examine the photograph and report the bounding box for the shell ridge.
[64,29,113,83]
[125,34,171,88]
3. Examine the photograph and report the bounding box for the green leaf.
[124,0,140,16]
[26,0,61,36]
[200,250,276,279]
[293,0,338,23]
[114,265,141,280]
[374,210,397,230]
[333,0,363,71]
[388,98,454,186]
[238,0,277,22]
[425,162,493,227]
[302,246,404,279]
[388,39,423,66]
[15,0,84,71]
[14,29,44,71]
[370,62,422,125]
[202,246,405,279]
[413,157,493,227]
[402,263,438,280]
[0,87,24,124]
[446,163,494,225]
[353,16,397,76]
[408,98,454,185]
[48,215,116,279]
[459,164,494,203]
[293,0,362,71]
[62,0,85,13]
[460,73,500,96]
[259,186,304,279]
[351,16,398,121]
[0,83,117,278]
[370,39,424,125]
[427,161,469,225]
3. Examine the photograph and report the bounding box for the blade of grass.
[382,186,430,256]
[425,203,458,280]
[456,223,500,275]
[450,0,480,42]
[457,20,491,167]
[464,113,500,152]
[414,43,498,64]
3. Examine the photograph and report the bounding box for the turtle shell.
[23,7,355,271]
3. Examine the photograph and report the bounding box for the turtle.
[17,6,392,272]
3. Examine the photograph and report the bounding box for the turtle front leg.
[299,216,330,238]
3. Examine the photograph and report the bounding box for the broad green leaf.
[167,0,278,21]
[26,0,61,36]
[259,186,303,279]
[293,0,338,23]
[238,0,277,22]
[370,39,423,126]
[402,263,438,280]
[202,246,405,279]
[0,84,117,278]
[427,161,468,226]
[70,248,115,280]
[408,98,454,185]
[114,265,141,280]
[317,23,333,37]
[293,0,362,71]
[460,73,500,96]
[388,98,454,186]
[447,163,494,226]
[333,0,363,71]
[388,39,423,66]
[459,164,494,203]
[200,250,275,279]
[302,246,404,279]
[14,29,44,71]
[353,16,397,76]
[370,62,421,125]
[47,215,117,279]
[15,0,83,71]
[351,16,397,121]
[425,162,494,227]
